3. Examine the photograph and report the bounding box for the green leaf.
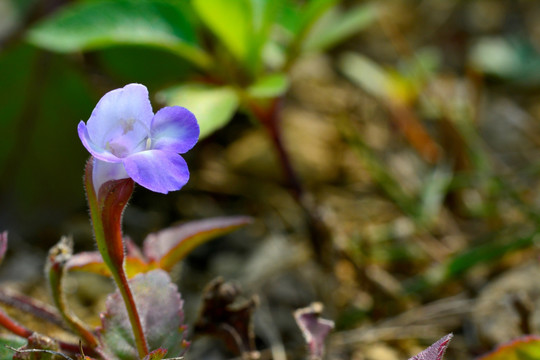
[192,0,252,64]
[303,3,378,52]
[143,216,252,272]
[0,335,26,360]
[98,270,187,360]
[478,336,540,360]
[247,73,288,98]
[406,229,537,294]
[417,165,453,225]
[157,84,239,139]
[250,0,285,69]
[298,0,338,35]
[26,0,211,69]
[339,52,392,100]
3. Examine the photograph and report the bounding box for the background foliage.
[2,0,540,359]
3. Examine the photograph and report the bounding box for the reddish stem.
[0,308,32,338]
[0,308,97,356]
[248,98,334,269]
[250,98,303,201]
[0,289,67,331]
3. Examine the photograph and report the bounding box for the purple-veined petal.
[409,334,453,360]
[78,121,121,162]
[86,84,153,156]
[151,106,199,153]
[122,150,189,194]
[92,158,129,194]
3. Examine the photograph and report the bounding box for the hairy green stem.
[47,237,98,347]
[84,159,148,358]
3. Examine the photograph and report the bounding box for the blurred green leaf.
[192,0,253,65]
[304,3,378,52]
[26,0,211,69]
[339,52,392,100]
[478,336,540,360]
[158,84,239,139]
[0,44,36,171]
[250,0,284,71]
[96,46,193,87]
[470,37,540,84]
[247,73,288,98]
[407,229,537,293]
[0,335,26,360]
[297,0,338,36]
[280,0,337,63]
[417,165,453,225]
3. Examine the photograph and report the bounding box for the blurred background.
[2,0,540,359]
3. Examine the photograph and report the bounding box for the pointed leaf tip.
[409,334,453,360]
[143,216,252,271]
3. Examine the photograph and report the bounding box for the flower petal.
[78,121,121,162]
[92,158,129,194]
[151,106,199,153]
[86,84,154,157]
[122,150,190,194]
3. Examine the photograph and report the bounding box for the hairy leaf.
[157,84,239,139]
[26,0,211,68]
[409,334,453,360]
[477,335,540,360]
[143,216,252,272]
[98,270,187,360]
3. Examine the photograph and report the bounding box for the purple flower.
[78,84,199,194]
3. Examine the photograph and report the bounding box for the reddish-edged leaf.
[409,334,453,360]
[477,335,540,360]
[143,216,252,271]
[97,270,187,360]
[65,252,111,277]
[294,302,334,360]
[66,251,150,278]
[0,231,7,267]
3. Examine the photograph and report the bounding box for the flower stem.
[84,159,149,358]
[111,267,148,356]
